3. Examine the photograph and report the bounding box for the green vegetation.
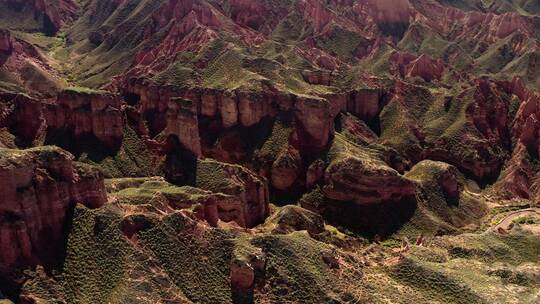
[78,127,159,178]
[386,258,485,303]
[138,213,236,303]
[397,160,488,238]
[513,215,540,225]
[318,27,365,60]
[253,232,366,303]
[114,179,212,206]
[5,1,540,303]
[63,86,107,94]
[60,206,132,303]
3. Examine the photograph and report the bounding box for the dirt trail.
[492,208,540,232]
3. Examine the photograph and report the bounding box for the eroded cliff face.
[0,146,105,276]
[44,90,124,149]
[2,0,540,302]
[0,29,13,54]
[0,29,63,98]
[391,52,445,82]
[196,159,271,228]
[0,0,78,35]
[0,89,125,151]
[492,79,540,200]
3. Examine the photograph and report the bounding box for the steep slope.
[1,0,540,303]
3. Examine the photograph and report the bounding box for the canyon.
[0,0,540,303]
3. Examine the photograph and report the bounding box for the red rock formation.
[198,160,270,228]
[411,2,534,42]
[302,69,332,86]
[468,80,510,148]
[293,97,334,151]
[230,247,265,302]
[44,90,124,149]
[323,155,416,205]
[268,205,325,235]
[124,80,340,156]
[271,147,302,191]
[0,146,106,275]
[237,91,276,127]
[492,80,540,199]
[494,144,536,199]
[34,0,79,33]
[338,113,378,145]
[306,160,326,188]
[230,259,255,291]
[347,89,387,123]
[0,29,13,54]
[221,165,270,228]
[165,98,203,157]
[513,93,540,155]
[195,194,243,227]
[0,94,46,144]
[364,0,412,25]
[0,0,78,34]
[314,139,417,236]
[407,160,461,202]
[391,52,445,82]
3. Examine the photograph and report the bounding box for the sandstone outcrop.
[160,158,270,228]
[0,29,12,54]
[230,246,266,304]
[268,205,325,235]
[406,160,460,203]
[493,144,536,200]
[0,146,106,275]
[303,137,418,236]
[491,82,540,199]
[512,92,539,155]
[0,0,78,35]
[271,147,302,191]
[0,94,46,145]
[346,89,387,125]
[124,80,338,155]
[112,177,267,228]
[195,160,270,228]
[323,154,416,205]
[165,98,203,157]
[44,89,124,149]
[293,97,334,151]
[391,52,444,82]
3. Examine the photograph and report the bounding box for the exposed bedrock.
[123,80,390,157]
[390,51,445,82]
[492,80,540,199]
[406,160,460,204]
[0,0,78,35]
[163,141,270,228]
[165,98,203,157]
[112,177,263,229]
[0,146,106,276]
[299,136,418,237]
[323,156,416,205]
[0,29,13,54]
[44,90,124,150]
[1,90,125,151]
[0,94,46,146]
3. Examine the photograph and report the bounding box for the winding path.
[492,208,540,232]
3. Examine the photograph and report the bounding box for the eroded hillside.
[0,0,539,303]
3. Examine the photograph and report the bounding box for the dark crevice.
[143,109,167,138]
[44,129,119,161]
[323,196,417,239]
[42,14,58,36]
[163,135,198,186]
[123,92,140,106]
